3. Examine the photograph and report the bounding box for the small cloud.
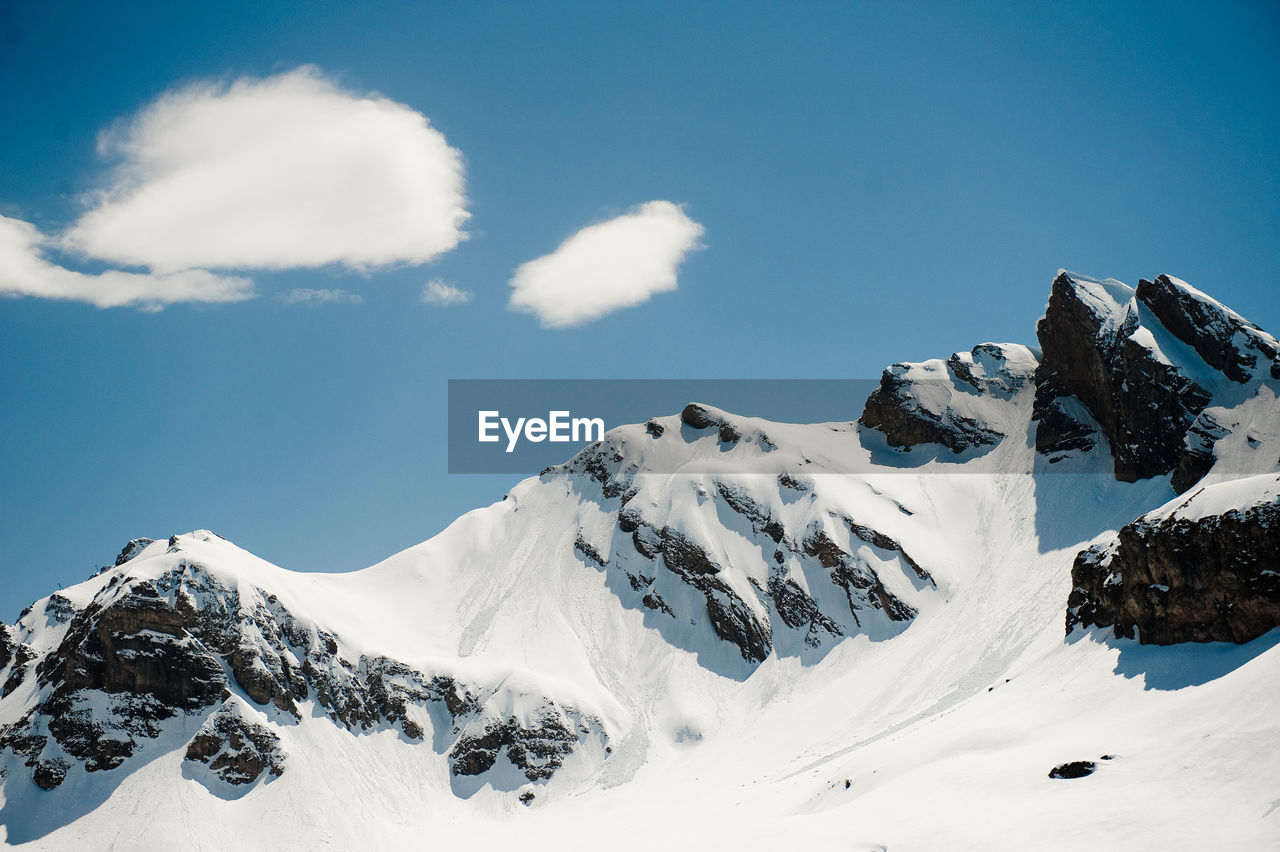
[508,200,704,328]
[280,288,363,306]
[421,279,472,306]
[62,65,469,273]
[0,214,252,309]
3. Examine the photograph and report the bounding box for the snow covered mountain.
[2,271,1278,850]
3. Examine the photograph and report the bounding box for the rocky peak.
[0,536,607,796]
[1135,274,1280,385]
[558,432,936,671]
[1033,270,1278,488]
[859,342,1039,453]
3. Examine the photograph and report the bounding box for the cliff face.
[1032,272,1278,489]
[1067,475,1280,644]
[860,343,1037,454]
[860,271,1280,494]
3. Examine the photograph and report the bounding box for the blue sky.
[1,1,1277,619]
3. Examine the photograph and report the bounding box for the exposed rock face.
[681,402,741,444]
[1049,760,1096,780]
[1066,477,1280,644]
[639,522,772,664]
[1137,275,1279,385]
[1034,273,1213,480]
[1033,272,1279,488]
[451,705,592,781]
[555,432,934,667]
[114,538,155,567]
[1,634,33,699]
[184,701,285,786]
[860,343,1037,453]
[0,624,12,674]
[0,535,607,793]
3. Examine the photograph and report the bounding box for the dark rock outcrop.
[114,538,155,567]
[0,624,12,673]
[1033,273,1214,480]
[862,373,1001,453]
[1049,760,1096,780]
[450,706,590,781]
[1066,478,1280,644]
[184,701,285,786]
[681,403,742,444]
[1,541,607,792]
[804,530,917,624]
[860,343,1034,453]
[1033,272,1278,489]
[1136,275,1279,385]
[654,526,772,663]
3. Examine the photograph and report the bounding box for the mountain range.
[2,270,1277,850]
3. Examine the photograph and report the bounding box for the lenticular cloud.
[508,201,704,328]
[64,66,469,273]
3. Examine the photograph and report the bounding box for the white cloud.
[63,65,469,273]
[421,279,472,306]
[0,214,252,309]
[508,200,704,328]
[280,288,363,306]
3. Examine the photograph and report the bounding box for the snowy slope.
[2,272,1278,851]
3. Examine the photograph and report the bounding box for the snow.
[1146,472,1280,524]
[1056,270,1134,333]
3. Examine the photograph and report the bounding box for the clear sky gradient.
[2,1,1277,619]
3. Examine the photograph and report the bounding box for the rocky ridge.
[0,534,605,794]
[552,404,936,669]
[860,272,1279,497]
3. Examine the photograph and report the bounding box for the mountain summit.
[2,272,1278,850]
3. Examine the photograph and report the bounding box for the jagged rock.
[2,556,607,792]
[1033,272,1279,488]
[778,472,809,493]
[804,530,916,623]
[645,420,665,437]
[1034,273,1216,481]
[37,590,229,709]
[862,375,999,452]
[716,482,787,545]
[184,702,285,785]
[0,624,11,672]
[0,586,234,784]
[681,403,741,444]
[860,343,1034,453]
[1172,409,1231,494]
[574,534,608,567]
[2,641,33,698]
[450,706,593,782]
[642,592,674,616]
[649,526,771,662]
[44,594,75,624]
[32,759,69,791]
[1137,275,1279,385]
[114,538,155,566]
[767,577,843,647]
[1066,476,1280,644]
[1049,760,1095,780]
[844,518,935,587]
[600,470,930,663]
